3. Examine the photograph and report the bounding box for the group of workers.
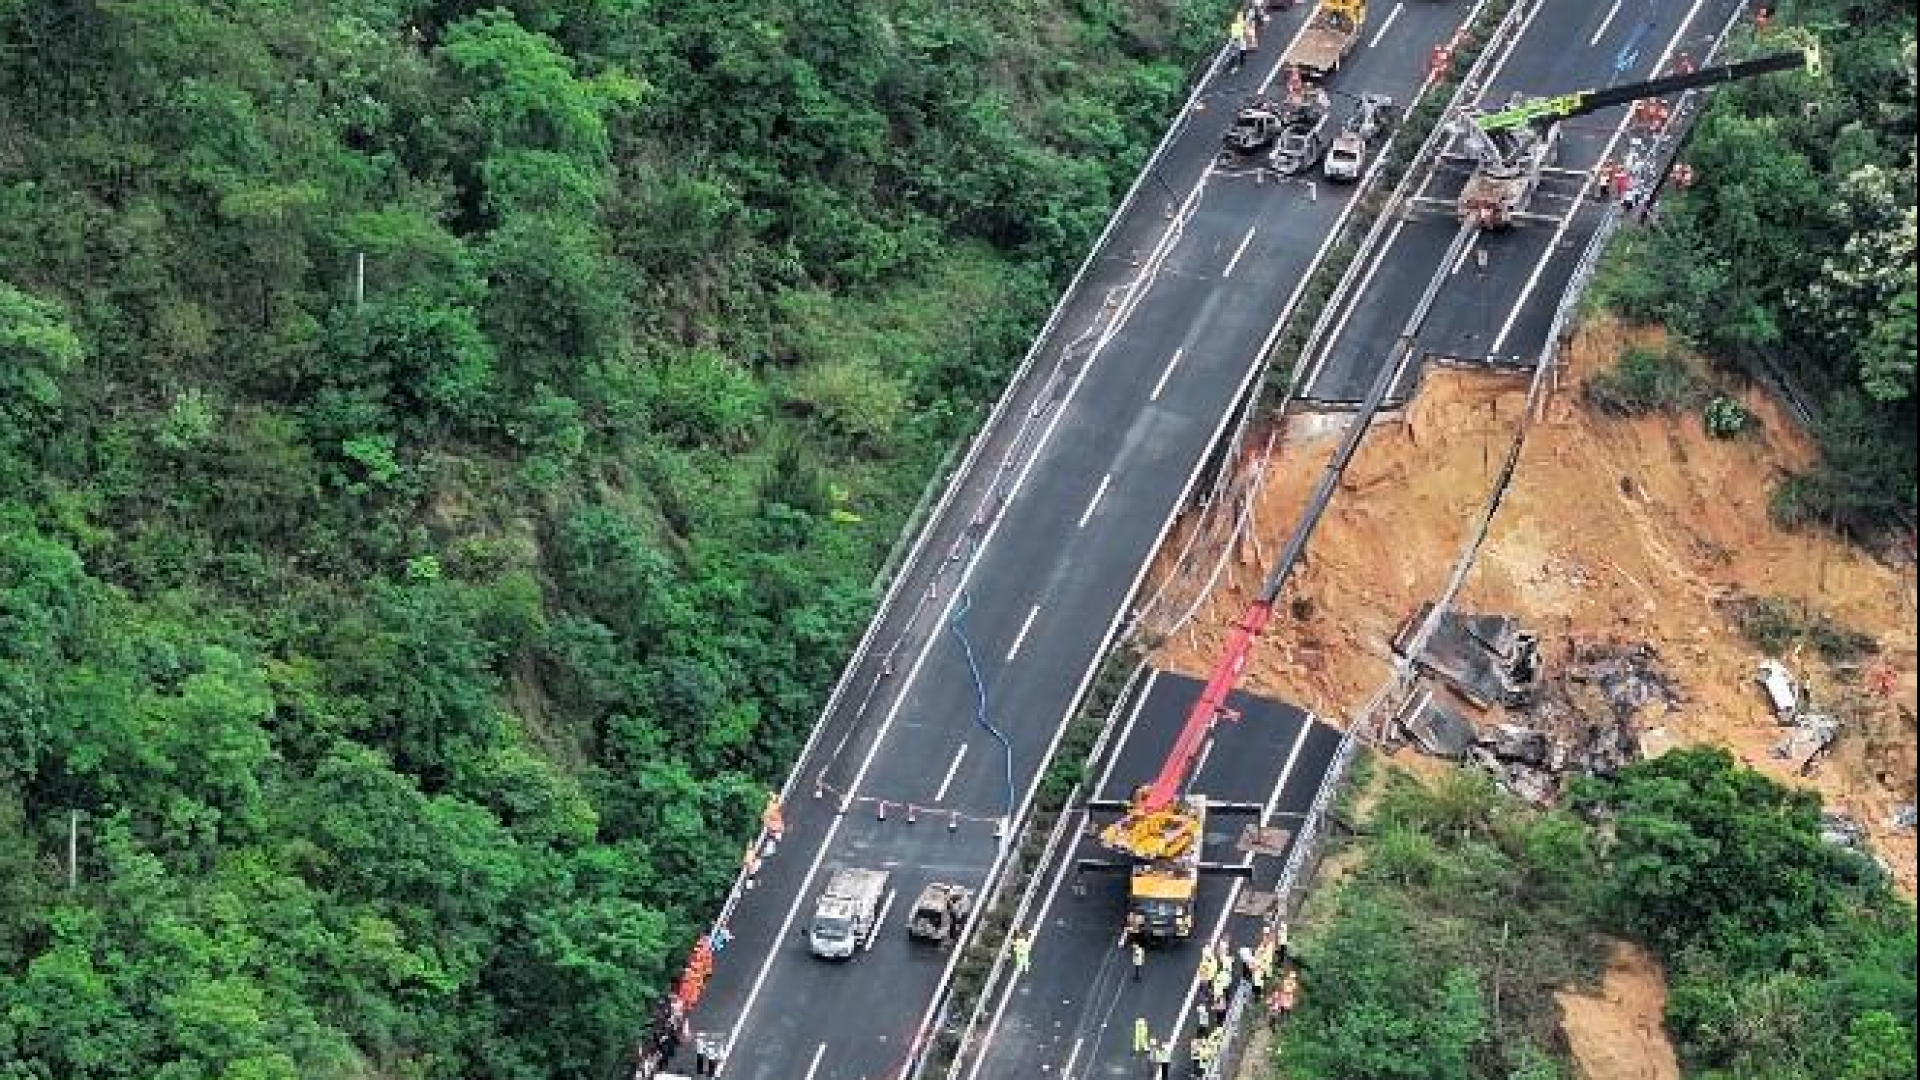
[1120,924,1298,1078]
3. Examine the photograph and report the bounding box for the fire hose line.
[949,583,1017,828]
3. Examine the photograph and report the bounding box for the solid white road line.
[1061,1037,1086,1077]
[1370,2,1406,48]
[869,888,897,952]
[964,673,1160,1080]
[1490,0,1712,356]
[1005,604,1043,663]
[963,816,1085,1080]
[1149,348,1187,403]
[717,163,1201,1075]
[801,1042,828,1080]
[1168,716,1316,1047]
[1077,473,1114,528]
[1589,0,1623,47]
[1450,233,1480,275]
[1222,226,1258,280]
[1191,739,1217,788]
[936,743,970,803]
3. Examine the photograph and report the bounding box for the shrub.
[1703,395,1753,437]
[1583,345,1701,414]
[1724,592,1879,661]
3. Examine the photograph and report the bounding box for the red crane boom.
[1141,597,1277,812]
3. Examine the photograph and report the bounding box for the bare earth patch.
[1556,940,1680,1080]
[1153,315,1918,894]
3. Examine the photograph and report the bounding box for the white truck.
[808,868,891,959]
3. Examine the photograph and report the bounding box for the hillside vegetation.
[1595,0,1916,532]
[1272,750,1916,1080]
[0,2,1234,1077]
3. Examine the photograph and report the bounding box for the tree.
[1841,1010,1918,1080]
[0,281,82,465]
[1606,748,1849,955]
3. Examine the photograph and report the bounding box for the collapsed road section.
[642,3,1485,1078]
[1298,0,1763,406]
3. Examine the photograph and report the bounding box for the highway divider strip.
[927,4,1538,1077]
[1197,11,1755,1078]
[651,36,1240,1076]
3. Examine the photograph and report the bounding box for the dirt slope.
[1153,317,1919,892]
[1556,940,1681,1080]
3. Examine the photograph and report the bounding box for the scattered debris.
[1771,714,1839,766]
[1756,659,1800,722]
[1891,804,1917,831]
[1820,811,1869,850]
[1566,641,1684,718]
[1388,624,1675,805]
[1394,689,1480,758]
[1395,603,1543,708]
[1237,825,1291,857]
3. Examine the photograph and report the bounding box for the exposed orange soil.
[1556,940,1682,1080]
[1153,316,1919,894]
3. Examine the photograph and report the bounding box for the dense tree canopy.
[0,1,1234,1076]
[1595,0,1917,531]
[1275,750,1915,1080]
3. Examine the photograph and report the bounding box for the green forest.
[0,1,1235,1077]
[1596,0,1916,531]
[1273,750,1916,1080]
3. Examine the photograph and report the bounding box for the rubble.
[1890,804,1916,831]
[1390,620,1676,805]
[1820,811,1869,850]
[1565,641,1683,717]
[1395,603,1543,709]
[1771,714,1839,767]
[1394,689,1479,758]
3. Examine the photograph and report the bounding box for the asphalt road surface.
[1299,0,1748,405]
[960,673,1340,1080]
[682,5,1478,1077]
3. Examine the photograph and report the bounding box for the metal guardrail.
[926,658,1154,1079]
[1198,14,1759,1080]
[648,34,1236,1080]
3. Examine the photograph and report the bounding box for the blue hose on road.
[949,588,1017,828]
[1615,4,1659,77]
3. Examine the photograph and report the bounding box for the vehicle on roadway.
[1118,794,1206,939]
[1281,0,1367,81]
[809,867,890,959]
[1220,86,1332,178]
[907,881,975,944]
[1324,92,1397,182]
[1447,46,1818,226]
[1270,88,1334,176]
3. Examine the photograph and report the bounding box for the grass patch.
[1721,592,1879,662]
[1583,344,1703,414]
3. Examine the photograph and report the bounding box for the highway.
[959,674,1338,1080]
[680,4,1480,1078]
[1299,0,1746,405]
[950,1,1757,1076]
